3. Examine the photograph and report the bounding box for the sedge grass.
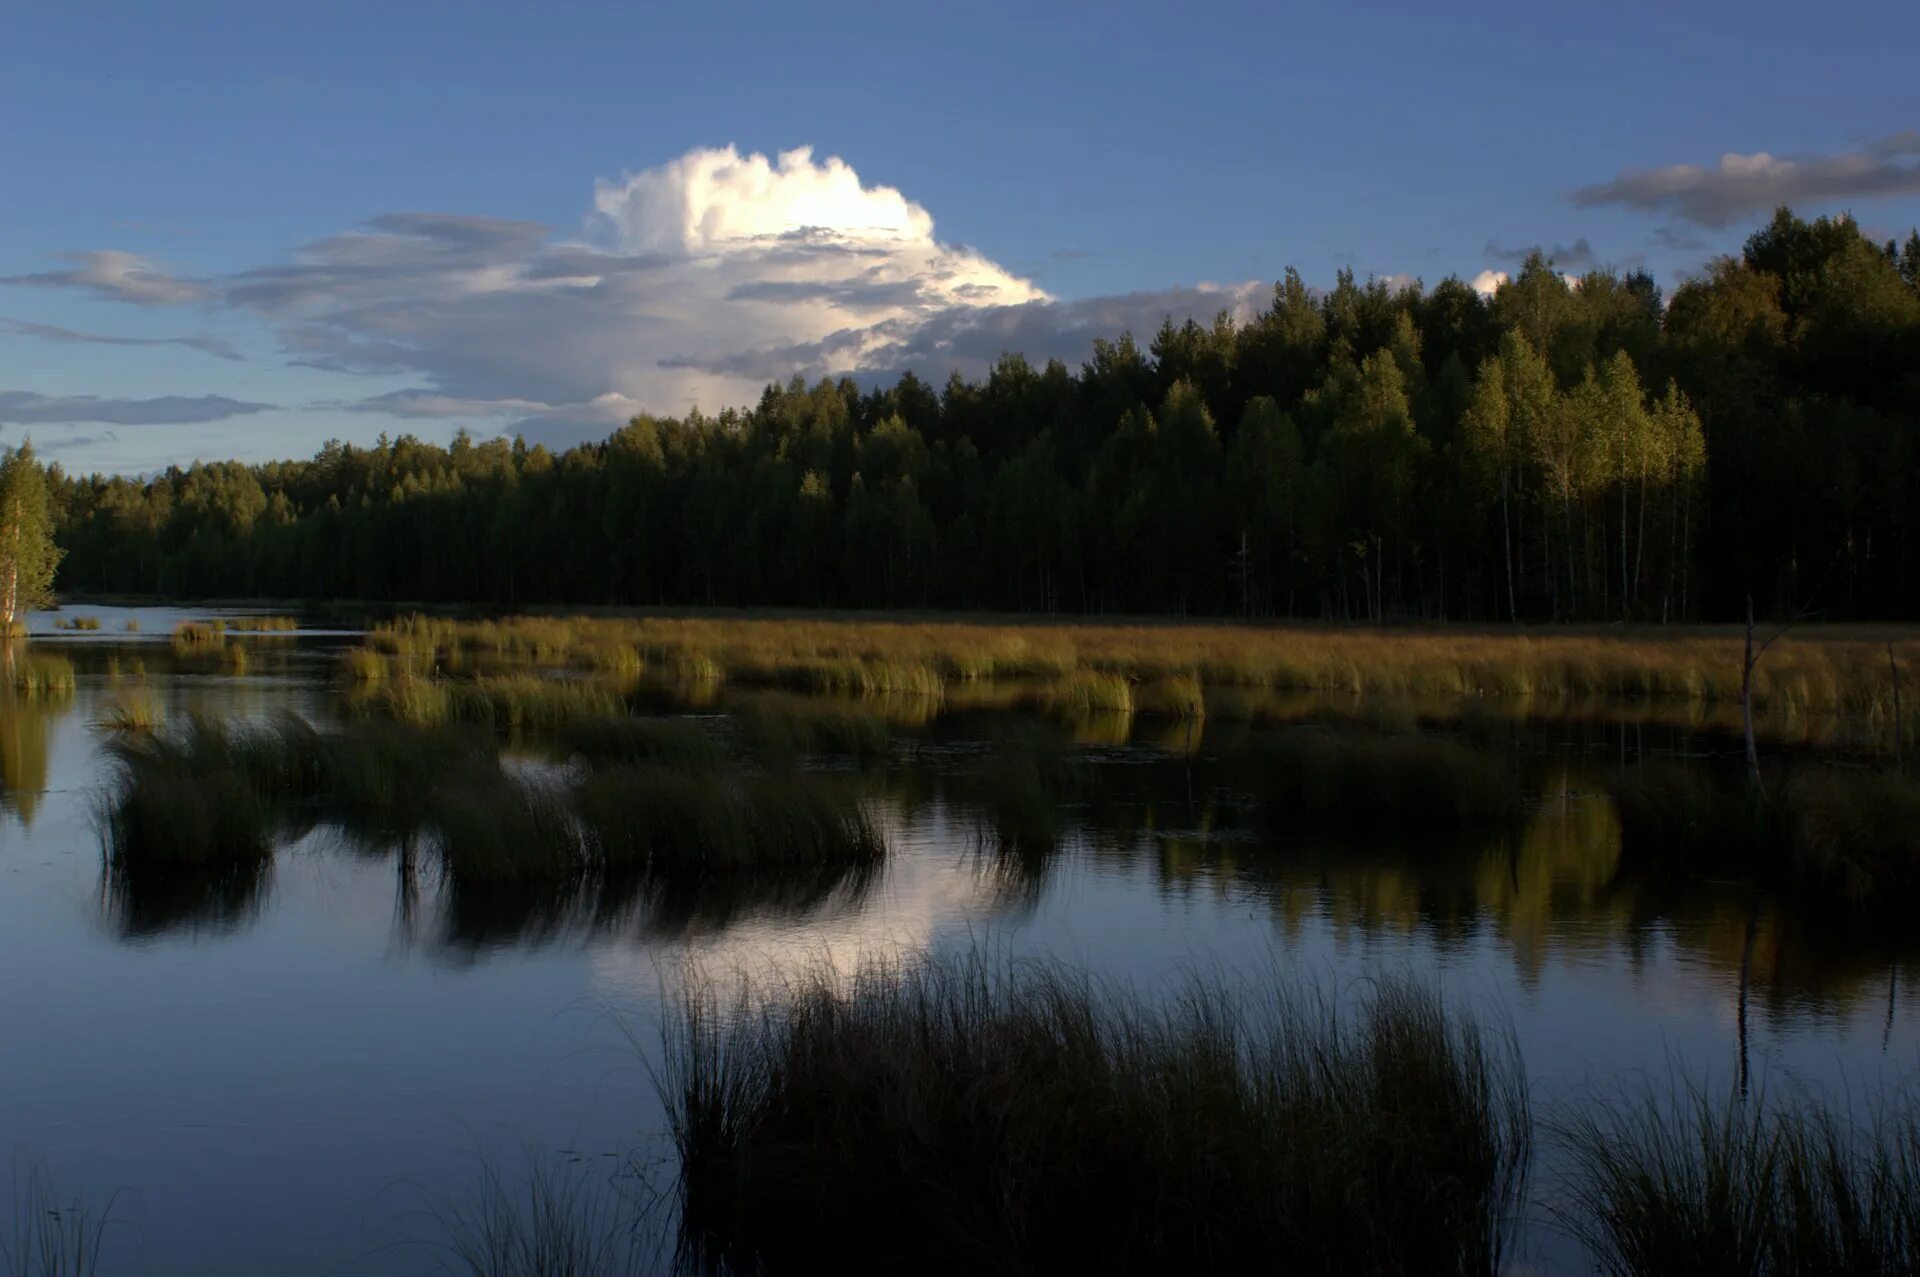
[1255,727,1520,830]
[355,614,1920,728]
[667,954,1530,1276]
[1558,1082,1920,1277]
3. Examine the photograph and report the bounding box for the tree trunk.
[1742,595,1761,793]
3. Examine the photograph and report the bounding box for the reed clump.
[735,696,890,766]
[69,615,102,631]
[103,715,312,868]
[226,615,298,632]
[171,620,223,645]
[1608,764,1920,908]
[667,955,1530,1275]
[575,767,883,876]
[96,691,163,735]
[7,651,76,699]
[1559,1084,1920,1276]
[1256,727,1520,830]
[555,715,727,772]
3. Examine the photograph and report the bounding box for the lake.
[2,609,1915,1274]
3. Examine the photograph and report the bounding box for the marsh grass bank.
[354,613,1920,718]
[668,956,1530,1276]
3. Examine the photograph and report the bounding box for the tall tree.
[0,442,61,631]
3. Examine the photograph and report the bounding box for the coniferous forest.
[47,210,1920,622]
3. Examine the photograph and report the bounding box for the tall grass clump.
[2,1160,114,1277]
[1607,763,1920,909]
[171,620,221,645]
[227,615,298,633]
[8,652,75,699]
[431,775,584,885]
[102,714,324,869]
[1785,768,1920,905]
[1559,1083,1920,1276]
[68,615,102,632]
[1039,668,1134,716]
[1256,727,1519,830]
[735,696,890,766]
[555,715,726,772]
[576,768,882,875]
[96,690,162,735]
[668,956,1529,1276]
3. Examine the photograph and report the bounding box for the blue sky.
[3,0,1917,474]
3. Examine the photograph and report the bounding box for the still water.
[1,611,1915,1274]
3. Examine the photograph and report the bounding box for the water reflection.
[101,858,273,939]
[0,689,65,826]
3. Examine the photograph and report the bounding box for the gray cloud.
[0,250,207,305]
[1485,237,1600,271]
[0,390,274,426]
[1652,225,1711,252]
[1573,130,1920,227]
[0,318,241,360]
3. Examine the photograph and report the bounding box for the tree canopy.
[47,208,1920,622]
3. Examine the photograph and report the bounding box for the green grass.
[667,954,1530,1275]
[1559,1083,1920,1276]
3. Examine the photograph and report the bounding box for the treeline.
[50,209,1920,621]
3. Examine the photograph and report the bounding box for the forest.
[44,209,1920,622]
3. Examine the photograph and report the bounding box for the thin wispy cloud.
[0,318,241,360]
[0,249,208,305]
[0,389,273,426]
[1573,130,1920,227]
[1485,237,1601,271]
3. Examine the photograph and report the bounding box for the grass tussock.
[65,615,102,631]
[103,716,301,869]
[1559,1083,1920,1277]
[555,716,726,772]
[226,615,298,632]
[735,695,890,766]
[122,619,139,633]
[668,955,1529,1276]
[575,767,883,877]
[171,620,223,644]
[1257,727,1520,830]
[96,690,162,735]
[7,651,76,699]
[1608,764,1920,908]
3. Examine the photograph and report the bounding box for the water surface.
[2,612,1914,1274]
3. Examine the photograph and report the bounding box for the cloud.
[0,318,241,360]
[0,250,207,305]
[1470,269,1510,297]
[1572,130,1920,227]
[209,146,1049,421]
[1652,225,1710,253]
[1485,237,1600,271]
[0,390,274,426]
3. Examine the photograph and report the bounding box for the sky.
[2,0,1917,475]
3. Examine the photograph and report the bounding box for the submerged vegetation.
[669,956,1530,1275]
